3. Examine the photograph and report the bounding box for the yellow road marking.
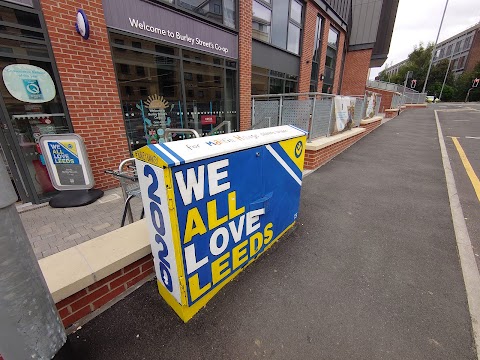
[451,137,480,202]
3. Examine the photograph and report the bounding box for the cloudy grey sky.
[369,0,480,79]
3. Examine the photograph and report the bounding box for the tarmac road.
[434,102,480,272]
[56,106,478,360]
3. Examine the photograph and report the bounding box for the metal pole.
[308,96,316,142]
[422,0,449,93]
[439,50,454,100]
[0,157,66,359]
[465,88,473,103]
[278,96,283,126]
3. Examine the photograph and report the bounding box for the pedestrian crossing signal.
[473,78,479,88]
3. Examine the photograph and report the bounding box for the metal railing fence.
[251,91,382,142]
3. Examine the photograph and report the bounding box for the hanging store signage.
[39,134,95,190]
[2,64,56,103]
[102,0,238,59]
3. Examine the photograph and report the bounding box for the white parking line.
[466,137,480,140]
[435,110,480,359]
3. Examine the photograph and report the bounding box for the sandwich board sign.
[39,133,94,190]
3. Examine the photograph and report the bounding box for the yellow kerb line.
[451,137,480,202]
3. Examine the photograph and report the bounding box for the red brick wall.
[341,49,373,96]
[40,0,129,189]
[304,120,381,170]
[298,2,318,93]
[238,0,252,130]
[465,29,480,73]
[56,255,154,329]
[365,86,394,112]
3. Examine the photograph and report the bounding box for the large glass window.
[111,32,238,151]
[322,27,339,94]
[251,66,298,95]
[0,4,71,203]
[310,15,323,92]
[290,0,302,24]
[464,36,472,50]
[252,0,303,55]
[252,1,272,43]
[287,23,301,54]
[156,0,236,29]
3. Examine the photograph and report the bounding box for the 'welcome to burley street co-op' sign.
[134,125,307,322]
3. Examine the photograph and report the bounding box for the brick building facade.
[0,0,398,204]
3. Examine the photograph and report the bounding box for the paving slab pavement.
[55,108,477,360]
[19,187,143,259]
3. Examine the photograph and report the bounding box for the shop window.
[251,65,298,95]
[0,38,48,58]
[0,6,42,29]
[132,41,142,49]
[120,64,130,74]
[226,60,237,68]
[136,66,145,76]
[111,32,238,148]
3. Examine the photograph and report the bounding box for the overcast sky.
[369,0,480,79]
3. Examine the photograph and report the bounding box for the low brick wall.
[360,118,382,133]
[56,255,154,330]
[305,118,382,170]
[385,109,400,118]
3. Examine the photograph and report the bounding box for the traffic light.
[473,78,480,88]
[411,79,417,89]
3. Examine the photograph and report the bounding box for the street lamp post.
[422,0,449,94]
[0,157,66,359]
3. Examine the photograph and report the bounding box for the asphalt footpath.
[56,109,476,360]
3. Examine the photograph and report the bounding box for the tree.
[381,42,462,100]
[453,61,480,101]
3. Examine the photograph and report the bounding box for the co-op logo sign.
[128,18,229,55]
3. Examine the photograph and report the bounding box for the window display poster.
[2,64,56,103]
[39,134,94,190]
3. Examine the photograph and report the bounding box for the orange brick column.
[341,49,373,95]
[238,1,252,131]
[298,1,318,93]
[332,30,345,94]
[40,0,129,189]
[317,18,330,92]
